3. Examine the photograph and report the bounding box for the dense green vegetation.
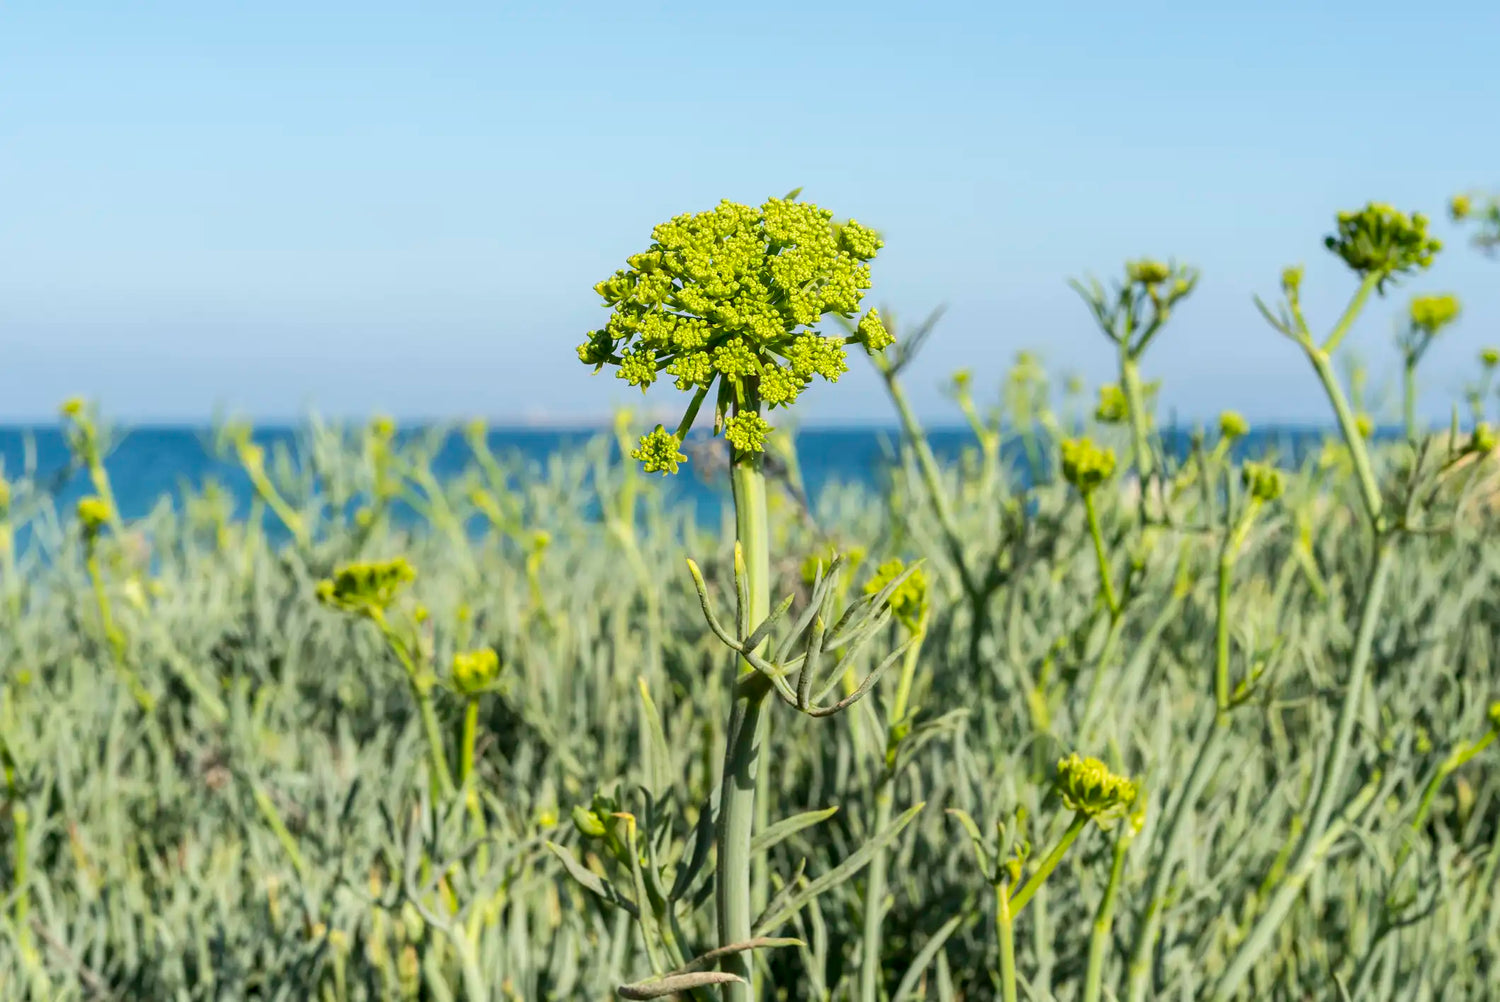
[1,194,1499,1000]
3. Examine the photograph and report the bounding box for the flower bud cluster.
[1094,384,1128,424]
[1408,293,1461,335]
[1219,410,1249,441]
[1241,461,1285,503]
[77,496,112,540]
[1060,437,1117,493]
[451,648,502,695]
[315,558,416,617]
[1055,753,1139,826]
[1324,203,1441,289]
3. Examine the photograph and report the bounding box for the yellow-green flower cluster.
[1471,422,1496,455]
[1451,194,1473,220]
[581,196,889,469]
[316,558,416,617]
[1481,347,1500,370]
[1408,293,1461,335]
[1219,410,1249,441]
[631,425,688,476]
[1060,437,1117,493]
[1126,260,1172,286]
[451,648,502,695]
[863,558,927,629]
[1241,461,1285,503]
[1055,753,1139,826]
[1324,203,1441,290]
[77,496,112,539]
[1094,384,1128,424]
[1127,258,1196,308]
[724,412,772,454]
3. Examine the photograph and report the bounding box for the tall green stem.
[717,455,770,1002]
[1120,353,1154,489]
[997,882,1019,1002]
[1084,833,1131,1002]
[1082,492,1120,620]
[1403,359,1419,445]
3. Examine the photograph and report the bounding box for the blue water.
[0,424,1340,536]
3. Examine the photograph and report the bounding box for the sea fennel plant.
[1212,202,1444,998]
[576,191,913,1000]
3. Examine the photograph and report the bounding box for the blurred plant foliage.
[1,193,1500,1002]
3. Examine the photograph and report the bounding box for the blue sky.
[2,1,1497,426]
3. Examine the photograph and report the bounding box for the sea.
[0,424,1342,538]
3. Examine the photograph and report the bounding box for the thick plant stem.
[1212,542,1395,999]
[1084,833,1131,1002]
[717,455,771,1002]
[997,883,1019,1002]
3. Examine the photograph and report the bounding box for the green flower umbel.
[315,558,416,617]
[580,194,890,470]
[1060,437,1117,494]
[1055,753,1139,826]
[1408,293,1461,335]
[1324,203,1441,291]
[632,425,688,475]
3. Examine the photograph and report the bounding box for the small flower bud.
[1055,753,1139,826]
[1094,384,1128,424]
[631,426,687,475]
[1219,410,1249,441]
[1355,414,1374,440]
[1471,422,1496,454]
[77,496,112,538]
[1479,347,1498,370]
[1126,260,1172,287]
[1060,437,1117,494]
[451,648,502,695]
[1451,194,1472,220]
[724,412,773,454]
[1281,265,1305,299]
[855,308,894,353]
[1241,461,1284,503]
[315,558,416,617]
[1408,293,1461,335]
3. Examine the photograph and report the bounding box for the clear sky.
[2,1,1497,427]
